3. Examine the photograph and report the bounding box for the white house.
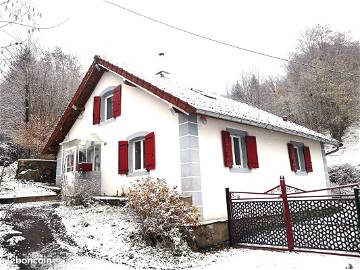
[42,56,340,222]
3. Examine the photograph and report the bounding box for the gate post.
[354,188,360,230]
[225,188,234,246]
[280,176,294,251]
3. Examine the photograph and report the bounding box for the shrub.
[128,177,199,252]
[329,164,360,185]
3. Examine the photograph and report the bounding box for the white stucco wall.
[64,71,182,195]
[197,116,328,221]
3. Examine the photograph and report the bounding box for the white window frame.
[63,147,76,173]
[104,94,113,120]
[133,139,145,172]
[231,135,243,168]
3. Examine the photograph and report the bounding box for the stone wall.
[16,159,57,183]
[191,220,229,250]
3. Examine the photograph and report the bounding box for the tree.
[285,25,360,141]
[0,43,82,156]
[228,73,282,113]
[0,0,41,78]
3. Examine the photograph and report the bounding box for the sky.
[8,0,360,94]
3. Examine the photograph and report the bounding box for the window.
[105,95,113,120]
[293,145,301,171]
[63,147,76,173]
[287,141,313,173]
[133,139,145,171]
[231,135,243,167]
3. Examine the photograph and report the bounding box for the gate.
[225,177,360,255]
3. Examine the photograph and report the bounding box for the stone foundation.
[16,159,56,183]
[191,219,229,250]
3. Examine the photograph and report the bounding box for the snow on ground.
[0,162,55,198]
[327,124,360,168]
[55,202,360,270]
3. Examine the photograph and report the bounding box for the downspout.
[325,142,343,156]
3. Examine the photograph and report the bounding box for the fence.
[225,177,360,255]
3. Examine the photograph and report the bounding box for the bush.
[128,177,199,253]
[329,164,360,185]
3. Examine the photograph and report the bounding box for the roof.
[41,56,339,154]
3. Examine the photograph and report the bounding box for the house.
[42,56,340,222]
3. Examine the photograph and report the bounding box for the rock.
[16,169,41,181]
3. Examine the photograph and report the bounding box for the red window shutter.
[145,132,155,171]
[118,141,128,174]
[303,146,313,172]
[93,96,101,125]
[245,136,259,169]
[287,143,298,172]
[112,85,121,118]
[221,130,233,168]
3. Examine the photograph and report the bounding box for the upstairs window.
[92,85,121,125]
[105,94,113,120]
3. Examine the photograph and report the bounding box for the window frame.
[226,128,250,173]
[133,138,145,172]
[126,131,150,177]
[230,134,244,168]
[63,147,76,173]
[104,94,113,121]
[290,141,307,174]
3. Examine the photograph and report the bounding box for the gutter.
[325,143,343,156]
[196,109,340,146]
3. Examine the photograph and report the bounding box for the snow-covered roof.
[99,59,339,146]
[42,56,339,155]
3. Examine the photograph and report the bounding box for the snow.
[0,162,56,198]
[55,202,359,270]
[327,124,360,167]
[99,59,339,146]
[92,196,128,200]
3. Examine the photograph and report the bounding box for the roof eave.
[196,109,340,146]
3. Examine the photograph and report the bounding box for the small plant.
[128,177,199,253]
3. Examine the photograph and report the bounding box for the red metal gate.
[226,176,360,255]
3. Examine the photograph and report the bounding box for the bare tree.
[228,73,283,114]
[286,25,360,141]
[0,43,82,156]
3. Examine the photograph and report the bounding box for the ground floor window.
[61,140,101,174]
[133,139,145,171]
[231,135,243,167]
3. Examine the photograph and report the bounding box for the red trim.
[245,135,259,169]
[112,85,121,118]
[118,141,128,174]
[144,132,155,171]
[221,130,233,168]
[280,179,294,251]
[303,146,313,172]
[287,143,298,172]
[41,56,196,155]
[93,96,101,124]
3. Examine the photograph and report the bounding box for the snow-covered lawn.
[55,203,360,270]
[0,162,56,198]
[327,124,359,167]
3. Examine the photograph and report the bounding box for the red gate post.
[280,176,294,251]
[225,188,234,246]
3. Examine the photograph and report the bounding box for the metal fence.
[226,177,360,254]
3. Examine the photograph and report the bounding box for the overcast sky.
[24,0,360,94]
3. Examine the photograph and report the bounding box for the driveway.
[0,202,120,270]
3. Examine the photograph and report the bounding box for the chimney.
[282,116,288,122]
[156,52,170,78]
